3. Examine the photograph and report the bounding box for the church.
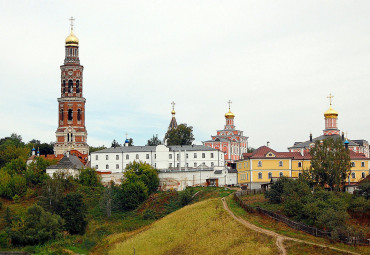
[203,101,248,162]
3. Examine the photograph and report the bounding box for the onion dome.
[171,109,176,115]
[32,147,36,151]
[65,31,79,47]
[125,139,129,144]
[324,106,338,118]
[344,139,349,145]
[225,110,235,119]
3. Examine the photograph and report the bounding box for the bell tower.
[54,17,89,155]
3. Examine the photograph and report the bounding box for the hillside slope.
[108,198,279,255]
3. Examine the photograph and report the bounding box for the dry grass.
[108,198,279,255]
[284,240,354,255]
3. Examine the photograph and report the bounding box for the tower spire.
[168,101,178,130]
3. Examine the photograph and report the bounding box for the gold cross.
[69,16,75,31]
[327,93,334,106]
[171,101,175,111]
[227,100,232,110]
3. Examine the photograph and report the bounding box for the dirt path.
[221,197,361,255]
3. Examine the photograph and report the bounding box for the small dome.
[125,139,129,143]
[344,140,349,144]
[225,110,235,119]
[171,109,176,115]
[32,147,36,151]
[65,31,79,46]
[324,106,338,118]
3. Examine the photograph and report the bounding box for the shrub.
[61,192,88,235]
[10,175,27,197]
[265,177,293,203]
[0,230,10,248]
[142,209,158,220]
[9,204,64,245]
[78,168,101,187]
[12,194,20,203]
[179,188,193,206]
[117,180,148,211]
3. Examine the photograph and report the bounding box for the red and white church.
[203,101,248,162]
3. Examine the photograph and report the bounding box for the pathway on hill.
[221,197,361,255]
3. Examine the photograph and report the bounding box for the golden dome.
[324,106,338,118]
[171,109,176,115]
[225,110,235,118]
[65,31,79,47]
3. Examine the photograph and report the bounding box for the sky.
[0,1,369,151]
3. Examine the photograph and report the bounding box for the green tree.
[146,134,161,146]
[111,139,121,148]
[25,157,52,186]
[128,138,134,146]
[117,180,148,211]
[89,145,107,153]
[309,137,351,191]
[0,171,12,198]
[124,161,159,194]
[38,176,66,215]
[357,177,370,199]
[78,168,101,187]
[0,134,28,168]
[61,192,88,235]
[164,123,195,146]
[9,204,64,245]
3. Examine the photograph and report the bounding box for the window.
[177,163,179,168]
[169,163,172,168]
[126,154,129,160]
[177,154,179,160]
[240,174,246,180]
[60,109,64,121]
[202,153,205,158]
[258,172,262,179]
[279,161,283,167]
[95,165,98,169]
[351,162,355,167]
[76,80,80,93]
[95,155,98,160]
[106,155,109,160]
[186,153,189,159]
[211,153,214,158]
[106,164,109,169]
[155,154,156,159]
[116,164,119,169]
[77,109,81,121]
[62,80,66,93]
[68,109,73,121]
[279,172,283,177]
[186,163,189,167]
[211,162,214,167]
[362,172,366,178]
[68,80,73,93]
[258,161,262,167]
[136,154,139,159]
[194,162,197,167]
[298,162,302,168]
[169,154,172,159]
[351,172,355,179]
[361,162,365,167]
[194,153,197,158]
[116,155,119,160]
[268,172,272,179]
[146,154,149,159]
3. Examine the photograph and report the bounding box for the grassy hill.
[107,198,279,255]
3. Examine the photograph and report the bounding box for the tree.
[61,192,88,235]
[25,157,51,186]
[38,176,66,215]
[247,147,256,153]
[146,134,161,146]
[128,138,134,146]
[124,161,159,194]
[9,204,64,245]
[117,180,148,211]
[89,145,107,153]
[78,168,101,187]
[111,139,121,148]
[309,137,351,191]
[164,123,194,146]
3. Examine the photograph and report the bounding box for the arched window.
[77,109,81,121]
[258,172,262,179]
[76,80,80,93]
[279,172,283,177]
[268,172,272,179]
[351,172,355,179]
[362,172,365,178]
[60,109,64,121]
[68,109,73,121]
[68,80,73,93]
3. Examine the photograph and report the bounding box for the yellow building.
[237,146,369,189]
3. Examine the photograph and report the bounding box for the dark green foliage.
[309,137,351,191]
[357,177,370,199]
[179,188,194,206]
[124,161,159,194]
[61,192,88,235]
[0,170,12,198]
[1,158,27,176]
[0,230,10,248]
[164,123,195,145]
[0,201,2,210]
[128,138,134,146]
[78,168,101,187]
[146,134,161,146]
[5,207,12,227]
[9,204,64,245]
[0,134,28,168]
[117,180,148,211]
[265,176,291,203]
[142,209,158,220]
[38,176,66,215]
[89,145,107,153]
[111,139,121,148]
[10,175,27,197]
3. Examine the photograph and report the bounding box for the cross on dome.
[327,93,334,106]
[227,100,232,110]
[69,16,75,31]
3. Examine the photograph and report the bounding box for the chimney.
[309,133,312,142]
[267,141,270,147]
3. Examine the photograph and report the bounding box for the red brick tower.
[54,17,89,155]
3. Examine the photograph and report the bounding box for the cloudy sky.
[1,1,369,151]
